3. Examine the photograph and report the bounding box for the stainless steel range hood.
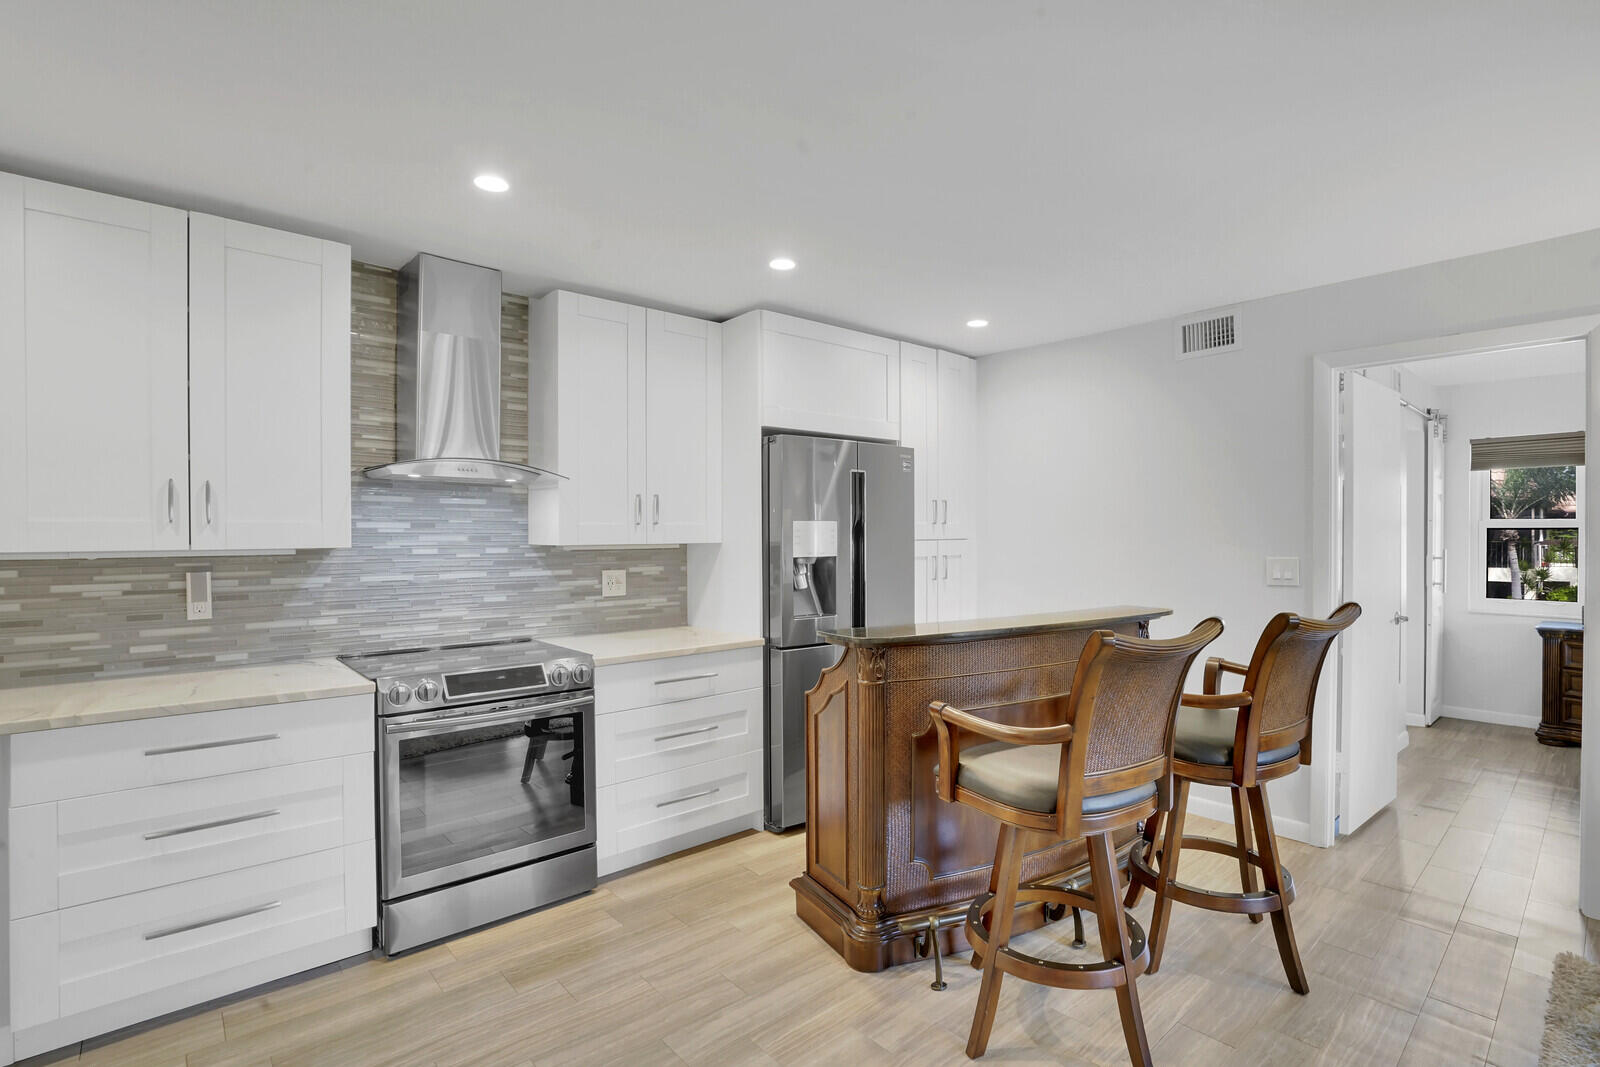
[363,254,565,487]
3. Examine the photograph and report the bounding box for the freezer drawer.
[767,643,844,831]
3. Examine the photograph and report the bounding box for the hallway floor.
[32,718,1586,1066]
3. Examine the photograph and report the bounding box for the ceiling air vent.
[1176,308,1239,359]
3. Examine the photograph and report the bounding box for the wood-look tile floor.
[31,718,1585,1066]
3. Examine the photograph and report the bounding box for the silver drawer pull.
[656,787,720,808]
[144,900,281,941]
[143,809,280,841]
[654,725,719,743]
[145,733,280,757]
[653,672,718,685]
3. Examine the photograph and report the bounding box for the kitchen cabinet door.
[533,292,647,546]
[645,310,721,543]
[934,540,975,622]
[914,539,939,623]
[936,351,977,541]
[900,344,940,539]
[0,175,189,553]
[188,215,351,551]
[759,312,900,441]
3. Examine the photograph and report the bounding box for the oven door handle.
[383,696,593,737]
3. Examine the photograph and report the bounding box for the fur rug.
[1544,952,1600,1066]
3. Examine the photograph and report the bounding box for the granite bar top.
[0,658,375,735]
[1536,620,1584,633]
[553,626,764,667]
[821,606,1173,647]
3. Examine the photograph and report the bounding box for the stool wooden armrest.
[1203,657,1249,694]
[1179,691,1253,710]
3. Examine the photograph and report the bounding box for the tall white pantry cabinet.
[0,174,351,555]
[901,343,977,621]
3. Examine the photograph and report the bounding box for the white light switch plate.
[186,569,213,620]
[601,569,626,598]
[1265,557,1301,587]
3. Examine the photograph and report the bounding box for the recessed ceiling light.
[769,256,796,271]
[504,478,517,484]
[473,174,510,193]
[407,473,421,478]
[966,319,989,329]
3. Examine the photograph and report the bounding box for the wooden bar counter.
[792,606,1172,971]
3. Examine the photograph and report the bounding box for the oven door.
[379,691,596,901]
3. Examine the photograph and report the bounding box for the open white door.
[1424,417,1446,724]
[1339,371,1406,834]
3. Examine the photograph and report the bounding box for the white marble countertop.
[0,658,375,735]
[554,626,764,667]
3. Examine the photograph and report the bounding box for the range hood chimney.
[362,254,565,487]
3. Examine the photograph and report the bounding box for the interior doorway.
[1316,323,1592,842]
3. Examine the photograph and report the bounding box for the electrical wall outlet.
[1265,557,1301,587]
[186,569,213,620]
[601,569,626,598]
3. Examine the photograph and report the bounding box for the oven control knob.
[414,679,439,703]
[387,683,412,706]
[548,664,570,687]
[572,663,593,686]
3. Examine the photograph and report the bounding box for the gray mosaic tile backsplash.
[0,264,687,688]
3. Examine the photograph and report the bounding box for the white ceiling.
[5,2,1600,354]
[1399,339,1586,386]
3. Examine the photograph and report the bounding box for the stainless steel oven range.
[338,637,597,954]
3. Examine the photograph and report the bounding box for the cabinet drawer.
[594,648,763,715]
[1564,639,1583,669]
[595,688,759,787]
[11,843,373,1030]
[10,695,372,806]
[11,754,373,917]
[1565,696,1584,724]
[1562,669,1583,699]
[597,750,761,858]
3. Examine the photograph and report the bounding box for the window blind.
[1469,431,1585,471]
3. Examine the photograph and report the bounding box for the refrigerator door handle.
[851,469,866,628]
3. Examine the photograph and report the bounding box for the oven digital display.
[445,665,546,699]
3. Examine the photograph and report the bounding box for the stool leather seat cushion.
[1174,706,1300,767]
[950,741,1158,815]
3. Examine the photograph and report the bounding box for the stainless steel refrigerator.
[764,433,914,831]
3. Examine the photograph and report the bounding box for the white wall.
[977,225,1600,845]
[1433,371,1586,727]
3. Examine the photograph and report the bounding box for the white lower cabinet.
[593,647,764,876]
[915,538,976,623]
[5,695,376,1060]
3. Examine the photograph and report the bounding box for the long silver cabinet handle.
[654,725,719,743]
[930,497,937,522]
[941,499,949,524]
[656,787,719,808]
[144,900,280,941]
[634,494,642,526]
[167,478,176,525]
[652,493,660,525]
[941,556,949,580]
[145,733,279,757]
[144,809,280,840]
[653,672,718,685]
[204,480,214,526]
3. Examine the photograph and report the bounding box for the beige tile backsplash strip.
[0,264,687,687]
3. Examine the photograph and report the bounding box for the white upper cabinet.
[899,345,976,541]
[0,174,351,555]
[900,344,940,539]
[757,312,900,441]
[530,291,721,546]
[0,176,189,553]
[189,215,351,550]
[935,349,977,540]
[645,309,722,543]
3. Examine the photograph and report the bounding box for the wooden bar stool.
[1126,604,1361,994]
[929,618,1223,1065]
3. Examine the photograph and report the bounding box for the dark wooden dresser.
[1536,620,1582,746]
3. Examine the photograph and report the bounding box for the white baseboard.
[1404,713,1427,727]
[1183,792,1315,846]
[1439,704,1539,730]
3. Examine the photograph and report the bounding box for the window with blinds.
[1470,433,1584,616]
[1470,431,1584,471]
